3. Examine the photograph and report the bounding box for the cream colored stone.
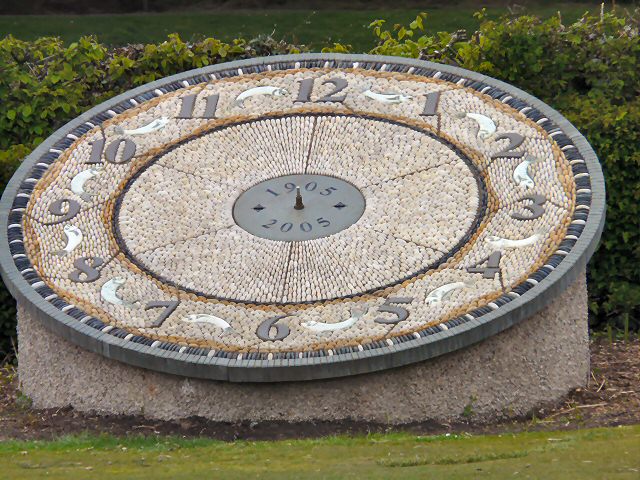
[17,272,589,423]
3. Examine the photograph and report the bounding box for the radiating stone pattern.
[117,115,479,303]
[23,68,576,353]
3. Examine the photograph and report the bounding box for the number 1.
[178,93,219,119]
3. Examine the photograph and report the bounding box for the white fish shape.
[182,314,235,335]
[363,89,412,104]
[302,305,369,332]
[114,116,169,136]
[456,112,497,140]
[234,86,288,108]
[426,281,472,306]
[513,155,539,189]
[71,167,102,202]
[487,230,545,250]
[101,277,134,306]
[54,224,82,257]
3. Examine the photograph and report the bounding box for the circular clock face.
[0,55,604,382]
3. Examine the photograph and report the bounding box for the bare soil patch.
[1,337,638,441]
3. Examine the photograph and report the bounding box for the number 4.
[467,251,502,279]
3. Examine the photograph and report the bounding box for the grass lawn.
[1,425,639,479]
[0,4,599,50]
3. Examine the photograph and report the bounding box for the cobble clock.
[0,54,605,381]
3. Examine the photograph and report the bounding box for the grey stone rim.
[0,53,606,382]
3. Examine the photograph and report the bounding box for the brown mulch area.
[1,337,638,442]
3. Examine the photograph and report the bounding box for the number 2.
[296,78,348,103]
[491,133,525,159]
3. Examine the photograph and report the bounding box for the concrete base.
[17,273,589,424]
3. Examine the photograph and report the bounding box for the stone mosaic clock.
[0,54,604,382]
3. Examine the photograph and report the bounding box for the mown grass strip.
[1,425,639,480]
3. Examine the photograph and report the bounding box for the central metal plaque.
[233,174,366,242]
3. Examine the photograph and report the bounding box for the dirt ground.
[1,337,638,442]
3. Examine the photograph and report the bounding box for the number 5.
[374,297,413,324]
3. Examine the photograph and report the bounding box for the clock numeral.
[317,217,330,227]
[87,137,136,164]
[319,78,348,102]
[511,194,547,220]
[68,256,103,283]
[145,300,180,328]
[262,219,278,229]
[295,78,315,103]
[177,93,219,119]
[374,297,413,324]
[295,78,348,103]
[491,133,525,159]
[44,198,80,225]
[282,182,319,193]
[420,91,441,116]
[319,186,337,196]
[87,139,105,164]
[467,251,502,279]
[257,315,290,341]
[105,138,137,164]
[263,218,333,231]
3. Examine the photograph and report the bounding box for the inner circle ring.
[112,111,489,305]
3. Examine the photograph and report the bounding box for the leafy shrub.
[1,8,639,356]
[326,9,640,332]
[0,33,301,358]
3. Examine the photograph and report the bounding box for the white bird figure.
[114,116,169,136]
[301,305,369,333]
[182,314,235,335]
[71,167,102,201]
[486,230,545,250]
[456,112,497,140]
[234,86,288,108]
[513,155,539,189]
[426,281,472,306]
[363,89,412,104]
[54,224,82,257]
[101,277,134,306]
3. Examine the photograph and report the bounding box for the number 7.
[145,300,180,328]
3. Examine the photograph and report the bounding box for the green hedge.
[1,9,639,358]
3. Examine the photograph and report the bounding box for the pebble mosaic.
[2,58,599,371]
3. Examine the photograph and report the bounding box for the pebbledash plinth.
[1,54,604,402]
